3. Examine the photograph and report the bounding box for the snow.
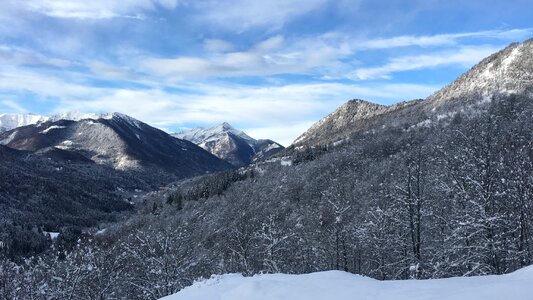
[280,158,292,166]
[0,130,18,145]
[501,46,520,71]
[49,111,113,122]
[40,125,66,134]
[0,113,48,131]
[0,111,115,132]
[173,122,256,148]
[44,232,60,240]
[161,266,533,300]
[115,155,140,170]
[112,112,142,129]
[95,228,107,235]
[261,142,283,153]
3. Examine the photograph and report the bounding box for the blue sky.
[0,0,531,145]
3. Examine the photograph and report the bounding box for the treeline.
[166,169,255,206]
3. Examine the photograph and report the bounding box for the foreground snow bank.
[161,266,533,300]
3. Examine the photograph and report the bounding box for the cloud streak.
[192,0,328,31]
[356,28,533,50]
[56,81,439,145]
[23,0,179,19]
[140,29,531,82]
[350,45,500,80]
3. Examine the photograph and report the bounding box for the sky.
[0,0,532,146]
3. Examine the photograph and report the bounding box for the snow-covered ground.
[161,266,533,300]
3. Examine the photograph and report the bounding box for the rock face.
[293,38,533,148]
[173,122,284,166]
[0,113,231,176]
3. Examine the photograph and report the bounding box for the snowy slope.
[0,113,48,132]
[161,266,533,300]
[0,111,112,132]
[173,122,284,166]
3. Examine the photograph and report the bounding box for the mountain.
[0,111,114,133]
[2,40,533,299]
[293,99,389,146]
[0,112,231,175]
[0,113,48,133]
[173,122,284,166]
[293,38,533,147]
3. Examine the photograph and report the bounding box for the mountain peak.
[173,123,284,166]
[427,39,533,107]
[293,99,387,145]
[218,122,233,130]
[49,111,113,122]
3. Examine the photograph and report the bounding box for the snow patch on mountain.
[40,125,66,134]
[49,111,113,122]
[0,130,18,145]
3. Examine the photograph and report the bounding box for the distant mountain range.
[0,112,114,133]
[173,122,284,166]
[0,112,231,175]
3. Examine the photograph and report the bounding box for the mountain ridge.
[0,113,232,175]
[292,38,533,148]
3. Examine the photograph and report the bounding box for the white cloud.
[246,122,316,146]
[0,70,101,99]
[356,29,533,50]
[194,0,327,31]
[142,34,350,80]
[350,45,500,80]
[204,39,234,53]
[141,28,531,81]
[53,81,438,144]
[23,0,179,19]
[1,100,28,113]
[0,45,72,68]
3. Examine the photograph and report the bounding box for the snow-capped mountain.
[0,112,231,175]
[173,122,284,166]
[0,111,114,133]
[0,113,48,133]
[293,38,533,147]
